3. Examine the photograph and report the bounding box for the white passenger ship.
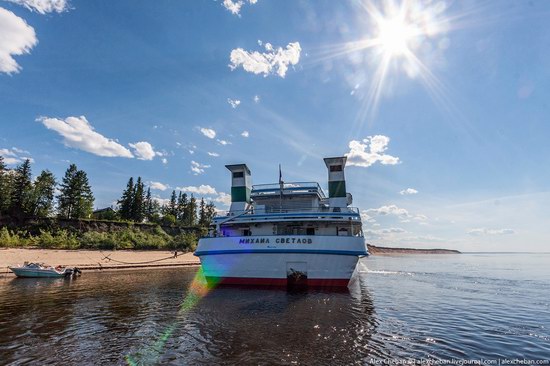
[195,157,368,287]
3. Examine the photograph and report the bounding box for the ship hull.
[195,236,367,287]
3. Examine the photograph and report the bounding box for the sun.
[330,0,453,120]
[312,0,455,121]
[376,16,415,57]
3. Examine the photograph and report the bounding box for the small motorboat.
[9,262,81,278]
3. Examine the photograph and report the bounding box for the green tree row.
[116,177,216,227]
[0,157,93,219]
[0,157,218,227]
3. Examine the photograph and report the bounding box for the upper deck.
[214,180,359,224]
[213,206,361,225]
[251,182,326,199]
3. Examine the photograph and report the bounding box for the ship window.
[233,171,244,178]
[306,227,315,236]
[330,165,342,172]
[338,228,349,236]
[243,229,251,236]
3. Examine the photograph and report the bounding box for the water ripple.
[1,254,550,364]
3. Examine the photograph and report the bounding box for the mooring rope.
[98,251,182,265]
[81,250,103,269]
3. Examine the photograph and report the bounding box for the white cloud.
[208,152,220,157]
[253,95,260,103]
[129,141,161,161]
[241,130,249,138]
[217,139,231,145]
[379,227,406,234]
[227,98,241,108]
[222,0,258,16]
[172,184,230,205]
[5,0,69,14]
[400,188,418,195]
[229,41,301,78]
[346,135,400,168]
[365,227,406,238]
[38,116,134,158]
[0,8,37,74]
[366,205,410,218]
[152,196,170,206]
[222,0,243,15]
[213,192,231,206]
[467,228,516,236]
[10,147,28,154]
[161,158,168,164]
[401,235,446,243]
[177,184,217,195]
[360,211,376,223]
[199,127,216,139]
[0,147,33,164]
[190,160,210,175]
[364,204,427,223]
[149,181,169,191]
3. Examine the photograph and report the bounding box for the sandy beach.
[0,248,200,277]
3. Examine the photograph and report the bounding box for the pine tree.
[57,164,94,219]
[144,187,153,221]
[177,192,188,223]
[57,164,78,219]
[30,170,56,218]
[149,199,161,223]
[198,198,207,226]
[132,177,145,222]
[205,202,217,225]
[0,156,13,215]
[186,194,197,226]
[118,177,134,221]
[10,159,33,217]
[73,170,94,218]
[168,190,177,217]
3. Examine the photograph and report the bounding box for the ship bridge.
[251,181,326,213]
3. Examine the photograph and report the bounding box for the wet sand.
[0,248,200,277]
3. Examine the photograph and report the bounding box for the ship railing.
[215,206,360,217]
[251,182,327,198]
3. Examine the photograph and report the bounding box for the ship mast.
[279,164,284,211]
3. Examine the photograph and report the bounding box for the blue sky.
[1,0,550,251]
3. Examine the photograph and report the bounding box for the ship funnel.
[225,164,252,213]
[323,157,348,209]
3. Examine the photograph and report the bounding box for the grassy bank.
[0,226,202,251]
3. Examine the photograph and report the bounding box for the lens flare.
[352,0,452,121]
[308,0,472,126]
[125,267,219,365]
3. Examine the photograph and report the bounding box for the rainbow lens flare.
[125,267,219,365]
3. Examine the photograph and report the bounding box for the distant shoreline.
[367,244,460,255]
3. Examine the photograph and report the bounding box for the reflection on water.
[1,254,549,365]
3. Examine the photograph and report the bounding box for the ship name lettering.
[239,238,270,244]
[275,238,313,244]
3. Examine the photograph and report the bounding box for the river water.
[1,253,549,365]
